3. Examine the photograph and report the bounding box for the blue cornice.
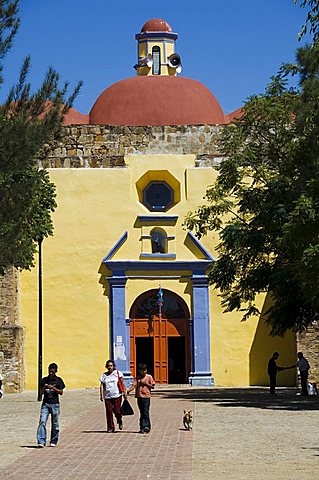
[140,253,176,259]
[137,215,178,225]
[103,259,211,276]
[135,32,178,41]
[102,231,128,262]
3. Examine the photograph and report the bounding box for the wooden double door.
[130,315,191,384]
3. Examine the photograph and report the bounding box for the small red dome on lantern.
[141,18,172,33]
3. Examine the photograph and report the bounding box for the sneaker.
[138,430,144,434]
[143,428,150,434]
[37,444,45,448]
[50,443,57,447]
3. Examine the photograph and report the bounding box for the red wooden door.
[130,315,190,384]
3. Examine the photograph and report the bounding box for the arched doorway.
[129,289,191,384]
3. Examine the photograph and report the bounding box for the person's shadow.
[81,430,138,434]
[21,446,41,449]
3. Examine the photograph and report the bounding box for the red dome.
[89,76,225,126]
[63,107,89,125]
[141,18,172,32]
[225,107,243,123]
[31,102,88,125]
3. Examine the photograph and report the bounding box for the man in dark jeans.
[267,352,285,395]
[127,363,155,434]
[37,363,66,447]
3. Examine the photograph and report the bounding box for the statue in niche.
[151,231,166,254]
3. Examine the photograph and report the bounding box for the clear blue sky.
[0,0,311,115]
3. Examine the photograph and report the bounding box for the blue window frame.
[143,181,174,212]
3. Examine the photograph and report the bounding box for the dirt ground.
[0,386,318,479]
[190,387,319,480]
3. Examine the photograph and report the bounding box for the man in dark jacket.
[267,352,285,395]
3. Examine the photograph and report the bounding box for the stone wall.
[0,324,25,393]
[0,267,19,325]
[0,267,25,392]
[297,324,319,384]
[41,124,223,169]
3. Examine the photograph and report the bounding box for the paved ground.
[0,387,318,479]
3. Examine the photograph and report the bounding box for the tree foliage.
[296,0,319,40]
[0,0,19,84]
[185,40,319,335]
[0,1,82,273]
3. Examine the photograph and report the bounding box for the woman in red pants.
[100,360,126,432]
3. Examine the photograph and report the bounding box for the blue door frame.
[104,259,214,386]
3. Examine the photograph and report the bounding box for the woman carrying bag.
[100,359,126,432]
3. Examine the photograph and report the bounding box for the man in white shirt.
[296,352,310,396]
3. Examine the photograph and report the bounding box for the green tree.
[0,1,82,273]
[296,0,319,40]
[185,40,319,336]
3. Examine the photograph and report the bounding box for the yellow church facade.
[19,19,296,391]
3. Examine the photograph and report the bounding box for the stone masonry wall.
[41,124,224,169]
[0,267,24,392]
[0,267,19,325]
[297,325,319,384]
[0,325,25,393]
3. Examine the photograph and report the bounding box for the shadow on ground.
[154,387,319,411]
[81,430,138,434]
[301,447,319,456]
[21,446,41,449]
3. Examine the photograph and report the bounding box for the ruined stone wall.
[0,325,25,392]
[297,325,319,384]
[42,124,223,169]
[0,267,24,392]
[0,267,19,325]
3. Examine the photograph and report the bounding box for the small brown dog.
[183,410,193,430]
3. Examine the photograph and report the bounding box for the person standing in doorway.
[37,363,66,447]
[296,352,310,396]
[267,352,286,395]
[100,359,126,432]
[127,362,155,434]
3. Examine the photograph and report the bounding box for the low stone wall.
[0,267,19,325]
[0,324,25,393]
[41,124,223,169]
[0,268,24,393]
[297,325,319,384]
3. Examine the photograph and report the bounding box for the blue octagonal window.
[143,181,174,212]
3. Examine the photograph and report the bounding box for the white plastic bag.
[307,383,318,395]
